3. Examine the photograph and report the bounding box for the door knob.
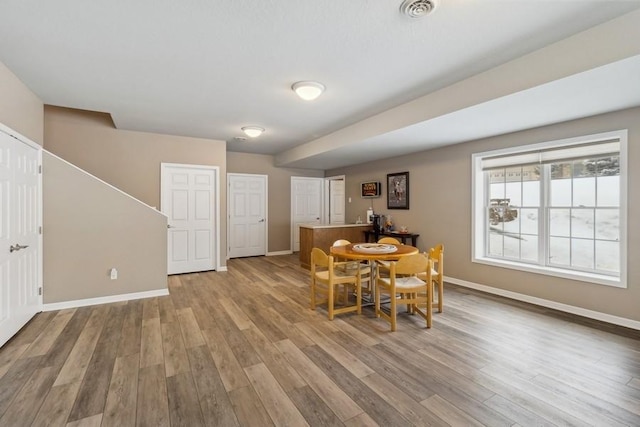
[167,224,174,229]
[258,219,265,222]
[9,244,29,253]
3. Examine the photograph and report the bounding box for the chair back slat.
[311,247,329,268]
[378,237,400,245]
[392,253,428,276]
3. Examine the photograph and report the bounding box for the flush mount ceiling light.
[292,81,325,101]
[241,126,265,138]
[400,0,437,18]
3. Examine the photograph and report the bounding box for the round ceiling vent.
[400,0,437,18]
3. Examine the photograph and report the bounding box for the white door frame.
[161,162,220,273]
[0,123,43,347]
[227,173,268,258]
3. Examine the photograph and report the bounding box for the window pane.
[505,167,521,182]
[595,240,619,273]
[573,177,595,206]
[572,239,594,269]
[504,235,519,258]
[520,208,538,235]
[521,235,538,262]
[489,170,504,183]
[488,231,503,256]
[573,160,595,178]
[488,202,518,226]
[595,209,619,241]
[596,156,619,177]
[505,182,521,206]
[490,183,504,199]
[522,180,540,207]
[503,208,519,234]
[597,176,619,207]
[550,178,571,207]
[549,208,570,237]
[571,209,594,239]
[549,237,570,266]
[522,165,540,181]
[551,162,571,179]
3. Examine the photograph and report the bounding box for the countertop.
[299,223,372,229]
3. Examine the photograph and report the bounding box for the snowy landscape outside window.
[472,130,627,288]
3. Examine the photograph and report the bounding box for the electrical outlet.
[110,268,118,280]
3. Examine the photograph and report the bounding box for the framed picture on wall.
[387,172,409,209]
[360,181,382,198]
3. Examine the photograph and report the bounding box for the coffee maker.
[370,214,383,236]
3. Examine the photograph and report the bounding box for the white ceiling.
[1,0,639,170]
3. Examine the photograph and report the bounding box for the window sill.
[472,256,625,288]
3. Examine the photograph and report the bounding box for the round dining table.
[329,243,419,262]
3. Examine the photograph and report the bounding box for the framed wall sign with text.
[361,181,381,198]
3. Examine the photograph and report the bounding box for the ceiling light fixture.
[241,126,265,138]
[400,0,437,18]
[292,81,325,101]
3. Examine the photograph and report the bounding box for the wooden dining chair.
[418,243,444,312]
[332,239,372,298]
[377,237,401,244]
[375,237,401,275]
[310,247,362,320]
[375,253,433,331]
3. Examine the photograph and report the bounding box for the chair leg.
[426,281,433,328]
[407,292,416,313]
[328,284,334,320]
[390,291,397,332]
[356,277,362,315]
[375,282,381,318]
[430,280,444,313]
[334,285,342,305]
[310,279,316,310]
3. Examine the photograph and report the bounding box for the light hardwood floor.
[1,254,639,426]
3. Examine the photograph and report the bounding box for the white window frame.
[472,130,627,288]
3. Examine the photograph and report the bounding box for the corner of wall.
[0,60,44,145]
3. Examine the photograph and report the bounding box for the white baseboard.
[217,266,228,272]
[267,250,293,256]
[445,276,640,331]
[43,288,169,311]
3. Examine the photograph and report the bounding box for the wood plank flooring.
[1,254,639,426]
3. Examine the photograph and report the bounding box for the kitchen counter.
[299,223,372,268]
[300,223,371,229]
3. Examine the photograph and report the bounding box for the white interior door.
[328,178,345,224]
[291,177,323,252]
[228,173,267,258]
[161,163,218,275]
[0,128,41,347]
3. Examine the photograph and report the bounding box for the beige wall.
[227,152,324,253]
[43,152,167,303]
[44,105,228,265]
[328,107,640,322]
[0,61,43,145]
